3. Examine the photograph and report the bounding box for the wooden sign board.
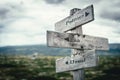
[47,31,109,50]
[56,49,98,73]
[55,5,94,32]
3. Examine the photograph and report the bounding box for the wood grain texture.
[56,49,98,73]
[47,31,109,50]
[70,25,84,80]
[72,70,84,80]
[55,5,94,32]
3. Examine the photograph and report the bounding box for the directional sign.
[55,5,94,32]
[56,49,98,73]
[47,31,109,50]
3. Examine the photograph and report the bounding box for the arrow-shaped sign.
[47,31,109,50]
[55,5,94,32]
[56,49,98,73]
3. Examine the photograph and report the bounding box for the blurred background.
[0,0,120,80]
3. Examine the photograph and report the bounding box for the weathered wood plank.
[72,70,84,80]
[70,24,84,80]
[55,5,94,32]
[47,31,109,50]
[56,49,98,73]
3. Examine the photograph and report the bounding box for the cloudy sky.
[0,0,120,47]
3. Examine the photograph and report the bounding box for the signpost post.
[69,8,85,79]
[47,4,109,80]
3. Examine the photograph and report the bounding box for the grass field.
[0,55,120,80]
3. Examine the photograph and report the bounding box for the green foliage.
[0,55,120,80]
[85,56,120,80]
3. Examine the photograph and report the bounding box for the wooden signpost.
[47,4,109,80]
[55,5,94,32]
[47,31,109,50]
[56,49,97,73]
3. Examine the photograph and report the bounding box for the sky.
[0,0,120,47]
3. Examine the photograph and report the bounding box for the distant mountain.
[0,45,71,56]
[0,43,120,56]
[106,43,120,55]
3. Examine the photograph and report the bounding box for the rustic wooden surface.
[47,31,109,50]
[70,24,84,80]
[69,8,85,79]
[46,4,109,80]
[72,69,84,80]
[56,49,97,73]
[72,49,85,80]
[55,5,94,32]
